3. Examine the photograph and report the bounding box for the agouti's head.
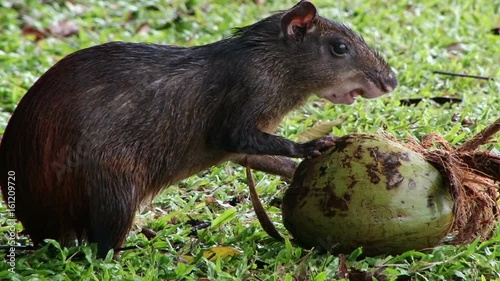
[238,0,398,105]
[284,0,398,104]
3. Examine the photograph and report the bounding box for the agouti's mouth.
[326,86,372,105]
[349,89,363,98]
[318,76,395,105]
[329,89,363,105]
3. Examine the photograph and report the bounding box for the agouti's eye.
[330,41,349,57]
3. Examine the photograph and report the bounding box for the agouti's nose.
[382,73,398,93]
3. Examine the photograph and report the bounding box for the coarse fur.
[0,0,397,258]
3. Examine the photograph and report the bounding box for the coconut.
[247,118,499,256]
[281,133,454,255]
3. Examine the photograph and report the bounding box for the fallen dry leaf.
[49,19,79,37]
[22,26,48,41]
[445,42,467,52]
[136,22,151,35]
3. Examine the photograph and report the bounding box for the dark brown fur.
[0,1,397,257]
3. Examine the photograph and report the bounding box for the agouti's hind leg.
[85,173,138,258]
[233,155,298,180]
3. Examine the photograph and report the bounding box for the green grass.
[0,0,499,280]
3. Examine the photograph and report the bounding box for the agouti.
[0,0,397,258]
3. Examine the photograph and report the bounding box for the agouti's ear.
[281,0,317,41]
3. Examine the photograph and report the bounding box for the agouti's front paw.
[300,136,337,158]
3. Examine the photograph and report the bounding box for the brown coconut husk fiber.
[396,118,500,244]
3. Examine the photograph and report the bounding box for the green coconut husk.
[399,118,500,243]
[247,117,500,251]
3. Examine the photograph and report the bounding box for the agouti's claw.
[315,136,338,152]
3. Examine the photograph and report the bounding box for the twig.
[457,117,500,152]
[245,165,283,241]
[433,70,494,81]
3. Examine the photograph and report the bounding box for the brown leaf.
[445,42,467,52]
[461,117,474,127]
[22,26,48,42]
[136,22,151,35]
[49,20,79,37]
[140,227,157,240]
[338,254,349,279]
